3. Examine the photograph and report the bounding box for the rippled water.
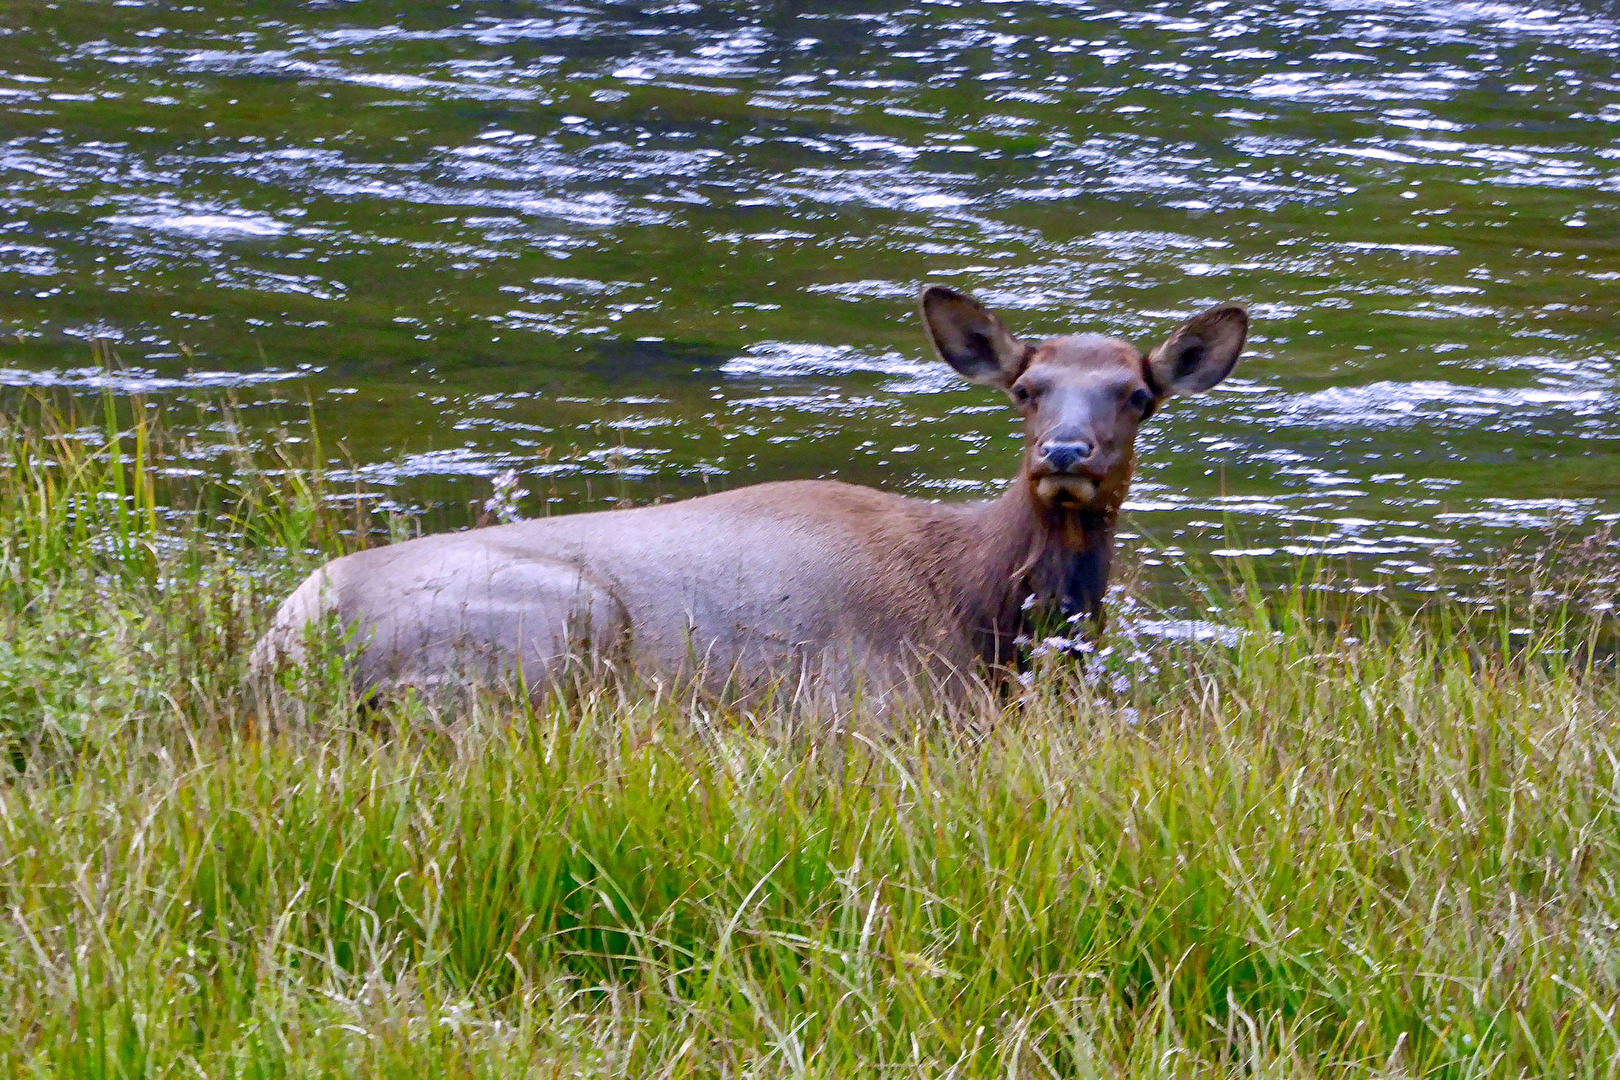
[3,1,1618,603]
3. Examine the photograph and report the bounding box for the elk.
[251,286,1246,701]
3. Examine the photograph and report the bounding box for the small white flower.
[482,469,529,523]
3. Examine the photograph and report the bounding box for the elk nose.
[1038,440,1094,473]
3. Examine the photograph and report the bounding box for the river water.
[3,1,1618,606]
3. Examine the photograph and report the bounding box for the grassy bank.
[1,392,1618,1077]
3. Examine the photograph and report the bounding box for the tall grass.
[0,390,1616,1077]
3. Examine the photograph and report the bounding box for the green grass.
[1,390,1618,1078]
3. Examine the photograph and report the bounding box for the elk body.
[251,286,1246,701]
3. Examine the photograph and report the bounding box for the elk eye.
[1128,387,1152,413]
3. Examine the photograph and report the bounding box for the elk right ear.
[919,284,1029,390]
[1147,304,1248,398]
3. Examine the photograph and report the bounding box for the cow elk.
[251,286,1246,702]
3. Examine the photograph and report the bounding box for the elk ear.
[919,284,1029,390]
[1147,304,1248,398]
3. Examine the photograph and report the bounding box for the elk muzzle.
[1031,438,1113,507]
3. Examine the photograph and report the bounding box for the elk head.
[920,284,1247,516]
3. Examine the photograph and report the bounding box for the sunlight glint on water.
[2,0,1617,608]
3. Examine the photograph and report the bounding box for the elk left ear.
[919,284,1029,390]
[1147,304,1247,398]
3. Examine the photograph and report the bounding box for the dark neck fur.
[956,477,1118,669]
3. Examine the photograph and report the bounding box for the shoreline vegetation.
[2,390,1618,1077]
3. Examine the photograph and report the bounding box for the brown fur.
[906,285,1247,670]
[251,286,1246,701]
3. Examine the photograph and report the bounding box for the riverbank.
[2,394,1617,1076]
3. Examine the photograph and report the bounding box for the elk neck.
[930,455,1132,668]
